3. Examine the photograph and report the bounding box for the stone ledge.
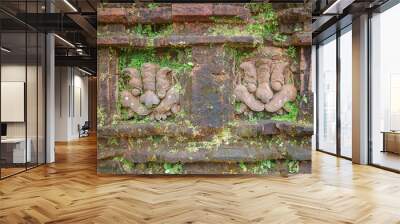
[97,34,263,48]
[97,120,313,138]
[234,120,313,138]
[266,32,311,47]
[98,142,310,163]
[172,4,250,22]
[98,122,200,138]
[97,33,309,48]
[98,7,172,24]
[98,4,250,25]
[277,8,311,23]
[97,160,311,175]
[154,35,262,47]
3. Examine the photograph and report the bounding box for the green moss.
[147,3,160,10]
[286,160,300,174]
[97,106,106,127]
[239,162,247,172]
[245,3,279,38]
[163,162,184,174]
[286,46,297,61]
[129,24,173,40]
[247,112,271,123]
[118,48,193,75]
[108,137,118,146]
[271,101,299,122]
[251,160,277,174]
[113,156,135,172]
[267,135,285,148]
[224,46,255,70]
[209,3,287,44]
[209,16,243,24]
[239,160,277,174]
[273,33,288,43]
[209,25,252,37]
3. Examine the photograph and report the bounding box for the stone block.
[172,4,213,22]
[185,45,234,128]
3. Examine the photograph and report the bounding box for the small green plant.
[245,3,279,38]
[130,24,173,39]
[118,48,193,75]
[273,33,288,43]
[147,3,160,10]
[234,101,242,113]
[300,95,308,104]
[163,163,184,174]
[286,46,297,60]
[108,138,118,146]
[286,160,300,174]
[113,156,135,172]
[239,162,247,172]
[247,111,270,123]
[271,101,299,122]
[251,160,277,174]
[97,106,106,127]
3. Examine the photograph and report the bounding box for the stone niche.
[97,3,313,175]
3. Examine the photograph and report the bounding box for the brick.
[172,4,213,22]
[98,8,128,24]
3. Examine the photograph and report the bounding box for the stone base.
[98,160,311,176]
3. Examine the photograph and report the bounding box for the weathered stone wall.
[97,3,313,175]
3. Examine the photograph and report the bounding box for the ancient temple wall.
[97,3,313,175]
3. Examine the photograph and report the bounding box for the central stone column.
[184,45,234,129]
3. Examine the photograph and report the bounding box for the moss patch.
[271,101,299,122]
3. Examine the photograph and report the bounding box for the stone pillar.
[352,14,369,165]
[46,32,55,163]
[185,45,234,129]
[97,48,119,127]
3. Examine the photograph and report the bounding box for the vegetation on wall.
[118,48,192,76]
[209,3,288,43]
[98,3,311,176]
[271,101,299,122]
[163,163,184,174]
[128,24,173,40]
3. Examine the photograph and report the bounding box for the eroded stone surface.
[185,45,234,128]
[97,3,312,175]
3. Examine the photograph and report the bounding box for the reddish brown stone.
[97,48,119,126]
[97,35,130,47]
[97,3,312,175]
[97,35,147,47]
[98,8,128,24]
[291,32,312,46]
[98,24,126,34]
[212,5,251,21]
[98,7,172,25]
[172,4,250,22]
[185,45,234,128]
[172,4,213,22]
[97,136,311,163]
[277,8,311,23]
[99,34,262,48]
[138,7,172,24]
[154,35,262,48]
[275,122,313,137]
[266,32,311,47]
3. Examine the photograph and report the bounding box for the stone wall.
[97,3,313,175]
